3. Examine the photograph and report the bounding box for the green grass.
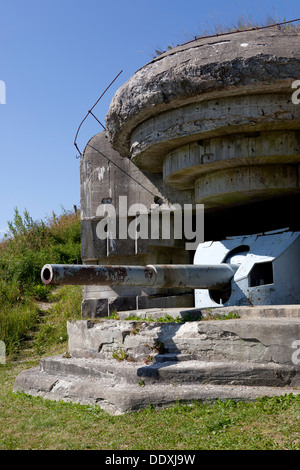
[32,285,82,356]
[0,300,39,357]
[0,360,299,450]
[110,311,239,323]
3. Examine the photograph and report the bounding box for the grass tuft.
[152,14,300,57]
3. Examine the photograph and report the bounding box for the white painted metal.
[194,229,300,308]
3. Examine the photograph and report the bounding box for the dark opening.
[42,268,51,281]
[248,261,274,287]
[209,245,249,305]
[209,286,232,305]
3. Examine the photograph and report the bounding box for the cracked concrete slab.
[13,357,300,415]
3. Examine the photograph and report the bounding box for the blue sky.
[0,0,299,237]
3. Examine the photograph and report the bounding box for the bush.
[0,207,82,357]
[0,208,81,288]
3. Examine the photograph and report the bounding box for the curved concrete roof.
[106,29,300,159]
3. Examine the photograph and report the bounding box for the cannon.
[41,229,300,308]
[41,263,238,290]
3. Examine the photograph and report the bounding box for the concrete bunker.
[14,28,300,413]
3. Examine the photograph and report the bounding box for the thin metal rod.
[88,110,106,130]
[74,70,123,156]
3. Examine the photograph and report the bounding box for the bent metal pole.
[41,263,238,290]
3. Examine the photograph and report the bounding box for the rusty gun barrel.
[41,263,238,290]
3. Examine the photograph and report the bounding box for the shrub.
[0,207,82,357]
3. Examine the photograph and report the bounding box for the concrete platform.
[13,360,300,416]
[13,306,300,414]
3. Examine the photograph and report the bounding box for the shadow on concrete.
[136,322,187,381]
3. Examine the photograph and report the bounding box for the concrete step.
[14,363,300,416]
[39,354,299,388]
[13,313,300,415]
[68,317,300,367]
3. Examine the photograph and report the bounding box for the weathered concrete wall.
[67,317,300,368]
[80,131,194,316]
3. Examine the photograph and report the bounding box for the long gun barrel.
[41,264,238,290]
